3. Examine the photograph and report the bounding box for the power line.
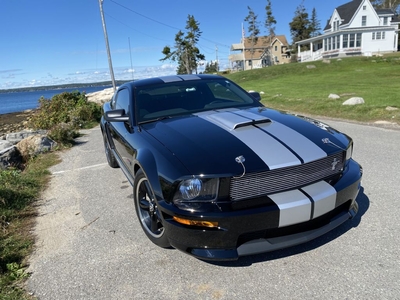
[108,0,231,48]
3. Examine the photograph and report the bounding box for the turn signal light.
[173,216,218,228]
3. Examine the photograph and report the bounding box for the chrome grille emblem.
[331,158,339,170]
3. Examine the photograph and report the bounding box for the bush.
[29,91,102,143]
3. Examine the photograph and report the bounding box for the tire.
[133,169,170,248]
[102,131,119,168]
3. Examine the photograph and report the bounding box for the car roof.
[121,74,225,89]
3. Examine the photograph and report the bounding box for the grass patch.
[226,53,400,123]
[0,153,60,299]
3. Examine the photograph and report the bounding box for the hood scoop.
[204,110,271,131]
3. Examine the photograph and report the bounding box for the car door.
[108,88,133,173]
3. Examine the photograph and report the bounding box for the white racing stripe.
[269,180,338,227]
[301,181,337,218]
[196,110,327,169]
[234,110,327,163]
[269,190,312,227]
[196,110,301,169]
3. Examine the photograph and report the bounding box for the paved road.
[27,120,400,299]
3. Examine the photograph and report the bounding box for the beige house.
[229,35,291,71]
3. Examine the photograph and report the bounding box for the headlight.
[173,177,219,209]
[346,142,353,161]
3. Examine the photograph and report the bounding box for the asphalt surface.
[27,120,400,299]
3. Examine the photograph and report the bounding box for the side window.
[114,89,130,113]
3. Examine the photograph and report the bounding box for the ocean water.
[0,86,111,115]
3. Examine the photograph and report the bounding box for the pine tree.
[160,15,205,74]
[309,8,321,37]
[265,0,277,41]
[289,2,311,51]
[244,6,260,69]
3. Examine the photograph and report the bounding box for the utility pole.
[98,0,116,92]
[215,45,219,72]
[128,37,134,80]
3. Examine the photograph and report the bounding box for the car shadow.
[206,186,369,267]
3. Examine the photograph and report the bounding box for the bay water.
[0,86,111,115]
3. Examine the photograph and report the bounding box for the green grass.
[226,53,400,123]
[0,153,60,299]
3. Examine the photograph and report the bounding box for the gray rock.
[386,106,399,111]
[16,135,57,158]
[0,140,13,151]
[342,97,365,105]
[328,94,340,99]
[322,59,331,64]
[6,130,47,145]
[0,146,22,170]
[306,65,316,69]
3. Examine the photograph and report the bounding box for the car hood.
[142,107,351,176]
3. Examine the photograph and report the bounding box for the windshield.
[135,79,258,124]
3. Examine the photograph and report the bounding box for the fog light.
[173,216,218,228]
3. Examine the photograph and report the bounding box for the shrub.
[29,91,102,140]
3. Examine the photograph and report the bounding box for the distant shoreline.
[0,80,129,94]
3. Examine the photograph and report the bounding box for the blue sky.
[0,0,350,89]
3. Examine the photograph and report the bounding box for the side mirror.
[104,109,129,122]
[249,91,261,101]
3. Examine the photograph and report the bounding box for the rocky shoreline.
[0,87,114,137]
[0,110,36,137]
[0,88,114,169]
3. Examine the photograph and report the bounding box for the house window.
[363,5,367,10]
[337,35,340,49]
[248,60,252,66]
[356,33,362,47]
[362,16,367,26]
[275,45,278,51]
[343,34,348,48]
[373,32,386,40]
[383,17,388,25]
[349,34,355,47]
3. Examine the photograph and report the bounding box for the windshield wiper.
[138,116,172,125]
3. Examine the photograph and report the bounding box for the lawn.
[226,53,400,124]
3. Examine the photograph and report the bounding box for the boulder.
[322,59,331,64]
[328,94,340,99]
[0,140,13,151]
[0,146,22,170]
[86,87,115,104]
[16,135,57,158]
[386,106,398,111]
[6,130,47,145]
[306,65,316,69]
[342,97,365,105]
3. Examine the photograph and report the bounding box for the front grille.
[230,152,345,201]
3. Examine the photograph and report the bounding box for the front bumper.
[158,159,362,261]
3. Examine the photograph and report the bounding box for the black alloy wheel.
[133,169,170,248]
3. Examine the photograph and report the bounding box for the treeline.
[0,80,131,94]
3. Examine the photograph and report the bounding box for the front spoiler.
[171,202,358,261]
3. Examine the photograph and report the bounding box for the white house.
[296,0,399,62]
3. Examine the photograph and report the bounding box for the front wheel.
[133,169,170,248]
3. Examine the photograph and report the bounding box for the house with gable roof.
[229,35,291,71]
[296,0,399,62]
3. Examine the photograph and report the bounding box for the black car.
[100,74,362,261]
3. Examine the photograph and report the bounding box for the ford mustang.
[100,74,362,261]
